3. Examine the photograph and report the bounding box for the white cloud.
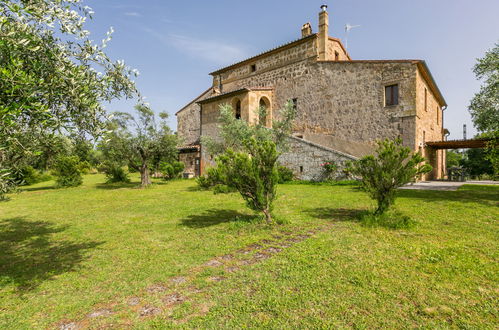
[143,28,247,65]
[124,12,141,17]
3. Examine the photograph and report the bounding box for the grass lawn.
[0,175,497,328]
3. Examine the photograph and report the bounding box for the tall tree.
[469,43,499,133]
[101,105,178,187]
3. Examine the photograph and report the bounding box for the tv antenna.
[344,23,361,49]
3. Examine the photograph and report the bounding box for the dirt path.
[57,223,335,329]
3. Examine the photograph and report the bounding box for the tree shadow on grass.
[21,186,57,192]
[0,217,103,293]
[179,209,255,228]
[305,207,366,223]
[94,182,139,190]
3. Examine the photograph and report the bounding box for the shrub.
[100,162,130,183]
[160,161,185,180]
[196,166,226,189]
[11,166,53,186]
[78,160,92,174]
[53,156,83,187]
[320,161,338,181]
[277,165,294,183]
[349,138,432,215]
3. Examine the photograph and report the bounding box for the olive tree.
[203,101,296,223]
[101,105,178,187]
[0,0,138,198]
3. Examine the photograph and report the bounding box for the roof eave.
[209,34,317,76]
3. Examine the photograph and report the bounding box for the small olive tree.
[350,139,432,215]
[217,139,280,223]
[203,101,296,223]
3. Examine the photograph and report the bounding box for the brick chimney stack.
[318,5,329,60]
[301,22,312,37]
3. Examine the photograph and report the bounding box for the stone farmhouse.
[175,5,447,181]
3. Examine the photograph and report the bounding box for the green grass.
[0,175,497,328]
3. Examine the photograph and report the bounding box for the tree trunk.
[262,209,273,224]
[140,163,151,187]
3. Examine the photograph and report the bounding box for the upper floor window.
[385,84,398,106]
[436,106,440,125]
[235,100,241,119]
[335,51,339,61]
[250,64,256,72]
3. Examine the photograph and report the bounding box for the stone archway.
[258,96,271,127]
[231,98,242,119]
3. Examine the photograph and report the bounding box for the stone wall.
[215,37,318,88]
[415,69,445,179]
[176,89,211,146]
[279,136,357,181]
[222,60,419,150]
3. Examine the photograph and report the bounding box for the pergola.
[426,138,492,149]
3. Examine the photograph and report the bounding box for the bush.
[160,161,185,180]
[78,160,92,174]
[53,156,83,187]
[196,166,226,189]
[349,138,431,215]
[320,161,338,181]
[100,162,130,183]
[358,210,416,229]
[277,165,294,183]
[11,166,53,186]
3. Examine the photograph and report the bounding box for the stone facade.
[175,7,447,180]
[280,136,357,181]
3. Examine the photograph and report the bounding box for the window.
[299,166,303,173]
[335,51,339,61]
[436,106,440,125]
[424,88,428,111]
[292,98,298,111]
[385,84,398,106]
[250,64,256,72]
[235,100,241,119]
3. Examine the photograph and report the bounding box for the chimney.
[318,4,329,60]
[301,22,312,37]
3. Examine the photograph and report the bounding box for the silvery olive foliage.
[0,0,139,198]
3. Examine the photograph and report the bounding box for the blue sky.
[86,0,499,139]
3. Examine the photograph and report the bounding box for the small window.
[385,84,398,106]
[335,51,339,61]
[250,64,256,72]
[292,98,298,111]
[436,106,439,125]
[299,166,303,173]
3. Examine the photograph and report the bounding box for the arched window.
[235,100,241,119]
[259,98,267,125]
[258,97,271,127]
